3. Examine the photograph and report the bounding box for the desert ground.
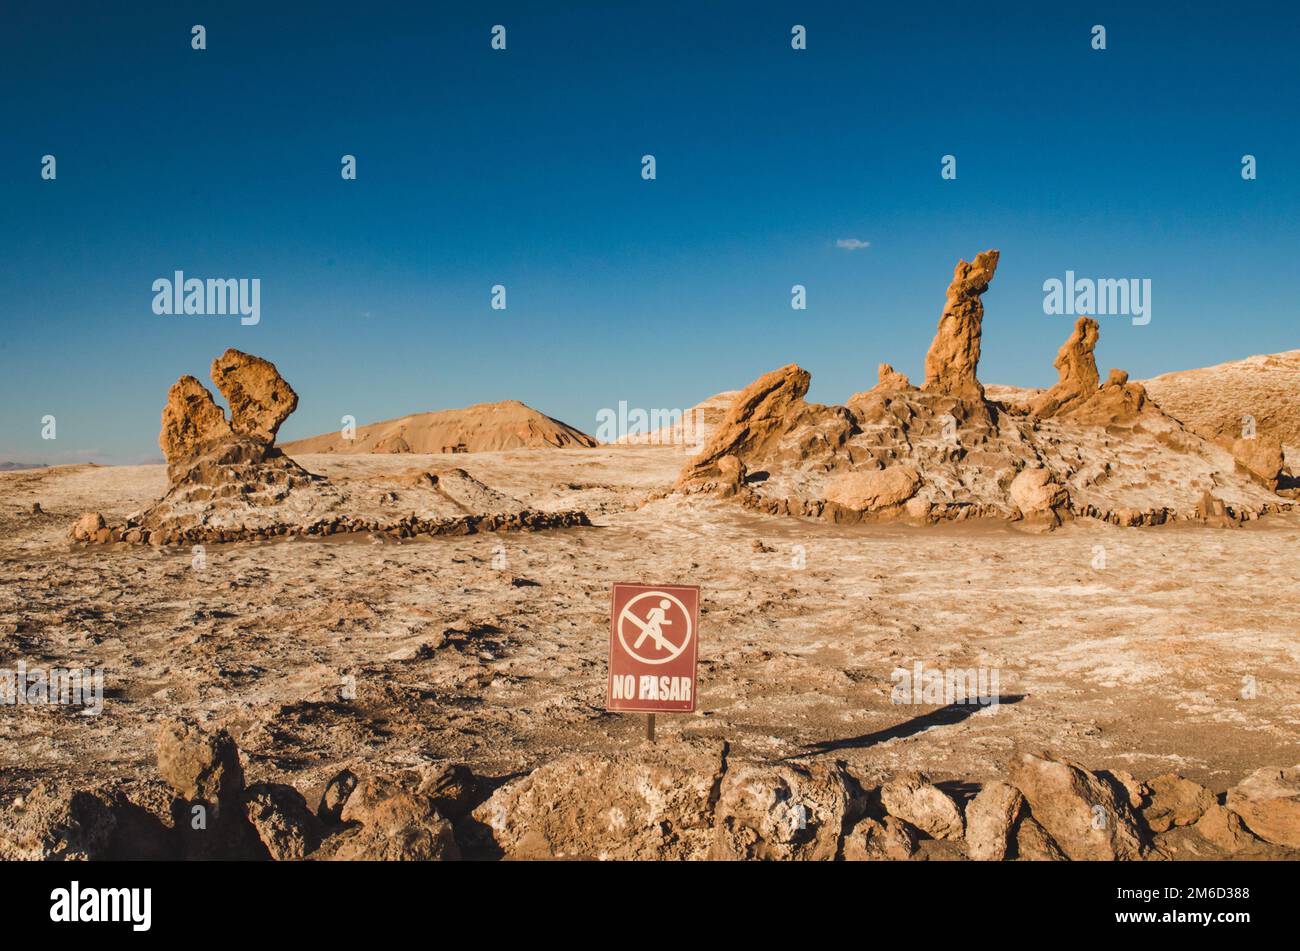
[2,444,1298,859]
[3,256,1298,861]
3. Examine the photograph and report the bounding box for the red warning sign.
[607,583,699,713]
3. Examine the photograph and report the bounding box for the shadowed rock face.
[923,250,1000,403]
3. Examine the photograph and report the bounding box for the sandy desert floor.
[2,447,1298,829]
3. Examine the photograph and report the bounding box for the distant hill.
[281,400,597,455]
[0,461,48,471]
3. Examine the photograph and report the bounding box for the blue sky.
[2,1,1298,463]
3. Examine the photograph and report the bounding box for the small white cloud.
[836,238,871,250]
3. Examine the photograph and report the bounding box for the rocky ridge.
[674,251,1291,527]
[4,724,1296,861]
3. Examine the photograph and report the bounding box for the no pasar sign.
[607,583,699,713]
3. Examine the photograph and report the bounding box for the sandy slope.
[1142,349,1300,448]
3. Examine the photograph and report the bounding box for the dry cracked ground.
[2,446,1298,859]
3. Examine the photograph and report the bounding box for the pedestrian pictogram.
[617,591,692,664]
[607,583,699,714]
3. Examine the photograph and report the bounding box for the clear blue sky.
[2,1,1297,463]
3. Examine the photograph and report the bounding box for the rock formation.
[1053,367,1150,427]
[842,815,917,861]
[159,376,233,465]
[673,250,1289,528]
[674,364,856,494]
[156,349,308,488]
[922,250,999,402]
[1030,317,1100,417]
[873,363,912,392]
[210,349,299,443]
[1029,319,1149,426]
[71,350,591,547]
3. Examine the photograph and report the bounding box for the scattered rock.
[471,741,726,860]
[0,785,118,861]
[1225,765,1300,848]
[879,771,964,841]
[243,782,320,861]
[317,769,358,824]
[69,511,105,541]
[1008,752,1144,860]
[965,781,1024,860]
[716,454,746,489]
[1099,769,1148,810]
[1231,434,1285,487]
[1195,803,1260,853]
[1014,814,1067,861]
[155,719,245,808]
[825,466,922,512]
[842,815,917,861]
[1142,773,1214,833]
[710,762,853,860]
[1009,467,1067,519]
[412,763,479,821]
[331,772,462,861]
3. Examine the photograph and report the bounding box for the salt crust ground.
[2,446,1297,826]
